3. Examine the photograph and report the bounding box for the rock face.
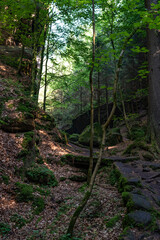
[0,99,36,133]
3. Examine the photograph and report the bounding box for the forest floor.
[0,127,127,240]
[1,61,160,240]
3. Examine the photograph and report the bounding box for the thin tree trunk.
[36,24,48,102]
[119,86,131,135]
[87,0,95,184]
[17,45,24,75]
[66,28,138,238]
[97,70,101,124]
[105,79,109,119]
[43,30,50,111]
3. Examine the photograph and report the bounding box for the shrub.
[105,215,120,228]
[0,222,11,236]
[26,166,58,187]
[15,182,34,202]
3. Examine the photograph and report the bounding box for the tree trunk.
[66,28,138,238]
[87,0,95,184]
[145,0,160,145]
[36,24,48,102]
[97,70,101,124]
[17,45,24,75]
[43,29,50,111]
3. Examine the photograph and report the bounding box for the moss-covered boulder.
[0,98,35,133]
[78,122,102,147]
[25,166,58,187]
[106,127,122,146]
[35,109,56,131]
[69,133,79,142]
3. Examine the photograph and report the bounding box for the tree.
[145,0,160,145]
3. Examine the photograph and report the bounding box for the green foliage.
[25,166,58,187]
[22,131,34,149]
[122,192,131,205]
[36,156,44,164]
[17,100,35,119]
[79,122,102,147]
[0,222,11,236]
[109,168,121,186]
[27,230,47,240]
[34,186,50,196]
[105,215,120,228]
[15,182,34,202]
[78,183,88,193]
[129,125,147,141]
[123,141,150,155]
[0,54,19,68]
[10,214,27,228]
[69,133,79,142]
[59,234,82,240]
[1,174,10,185]
[32,196,45,215]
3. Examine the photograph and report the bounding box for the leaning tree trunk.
[17,45,24,75]
[87,0,95,184]
[145,0,160,145]
[66,27,138,238]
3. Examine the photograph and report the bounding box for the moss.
[142,152,154,161]
[10,214,27,228]
[79,122,103,147]
[118,176,128,192]
[129,125,147,141]
[1,175,10,185]
[34,186,50,196]
[69,133,79,142]
[32,196,45,215]
[15,182,34,202]
[36,156,44,164]
[68,175,87,182]
[25,166,58,187]
[122,214,136,228]
[106,127,122,146]
[105,215,120,228]
[122,192,131,205]
[109,168,121,186]
[123,141,150,155]
[0,222,11,236]
[22,131,34,149]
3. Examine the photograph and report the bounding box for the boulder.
[127,210,152,226]
[131,194,152,211]
[78,122,102,147]
[106,127,122,146]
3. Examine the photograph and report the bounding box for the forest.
[0,0,160,239]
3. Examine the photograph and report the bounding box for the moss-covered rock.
[128,124,147,141]
[123,141,150,155]
[78,122,102,147]
[25,166,58,187]
[106,127,122,146]
[68,175,87,182]
[69,133,79,142]
[0,99,35,133]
